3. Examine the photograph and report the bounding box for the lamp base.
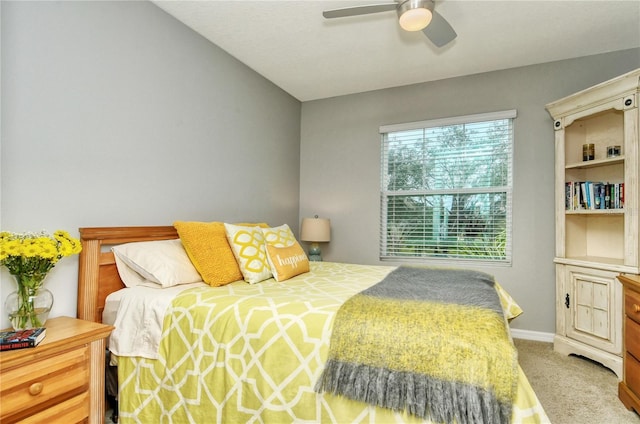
[308,243,323,262]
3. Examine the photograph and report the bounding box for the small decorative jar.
[607,145,621,158]
[583,143,595,161]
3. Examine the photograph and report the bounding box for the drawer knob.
[28,382,43,396]
[634,304,640,313]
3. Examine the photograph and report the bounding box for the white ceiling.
[153,0,640,101]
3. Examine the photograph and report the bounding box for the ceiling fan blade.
[323,3,398,19]
[422,10,457,47]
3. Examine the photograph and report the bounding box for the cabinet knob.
[634,304,640,313]
[28,382,43,396]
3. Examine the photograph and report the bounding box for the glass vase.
[5,274,54,330]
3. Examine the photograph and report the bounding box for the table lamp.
[300,216,331,261]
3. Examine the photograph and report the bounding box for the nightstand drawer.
[0,345,89,420]
[19,391,89,424]
[626,287,640,326]
[627,317,640,361]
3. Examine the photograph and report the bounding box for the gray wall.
[0,1,301,329]
[299,49,640,333]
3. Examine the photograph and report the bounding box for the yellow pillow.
[265,242,310,282]
[224,223,273,284]
[173,221,267,287]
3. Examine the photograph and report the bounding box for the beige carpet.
[515,338,639,424]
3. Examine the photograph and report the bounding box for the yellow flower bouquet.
[0,230,82,329]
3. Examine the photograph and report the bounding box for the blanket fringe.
[316,359,511,424]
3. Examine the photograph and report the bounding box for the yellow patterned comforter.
[115,262,548,423]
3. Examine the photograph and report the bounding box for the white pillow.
[112,239,202,288]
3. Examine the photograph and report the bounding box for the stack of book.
[0,327,46,351]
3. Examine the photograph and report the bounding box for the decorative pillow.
[495,282,524,321]
[173,221,268,287]
[265,242,310,282]
[224,223,272,284]
[112,239,202,288]
[262,224,297,247]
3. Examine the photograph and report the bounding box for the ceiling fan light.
[398,0,434,32]
[399,8,432,31]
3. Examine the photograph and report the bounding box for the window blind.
[380,110,515,264]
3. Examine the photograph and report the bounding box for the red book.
[0,327,46,351]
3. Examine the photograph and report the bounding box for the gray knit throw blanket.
[315,266,518,424]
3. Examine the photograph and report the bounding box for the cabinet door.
[564,266,622,355]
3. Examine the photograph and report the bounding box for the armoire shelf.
[566,156,625,169]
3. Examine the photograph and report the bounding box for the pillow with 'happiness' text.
[264,241,309,282]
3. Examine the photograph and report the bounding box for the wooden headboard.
[77,226,179,323]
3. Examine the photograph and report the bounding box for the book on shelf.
[581,182,589,209]
[565,181,624,211]
[593,183,600,209]
[0,327,46,351]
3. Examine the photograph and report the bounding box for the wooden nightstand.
[619,273,640,415]
[0,316,113,423]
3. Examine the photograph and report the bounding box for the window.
[380,110,515,264]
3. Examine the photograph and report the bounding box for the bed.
[76,225,549,424]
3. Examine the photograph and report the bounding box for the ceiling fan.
[322,0,457,47]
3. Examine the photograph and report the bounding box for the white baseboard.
[510,328,555,343]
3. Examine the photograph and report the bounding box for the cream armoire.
[546,69,640,379]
